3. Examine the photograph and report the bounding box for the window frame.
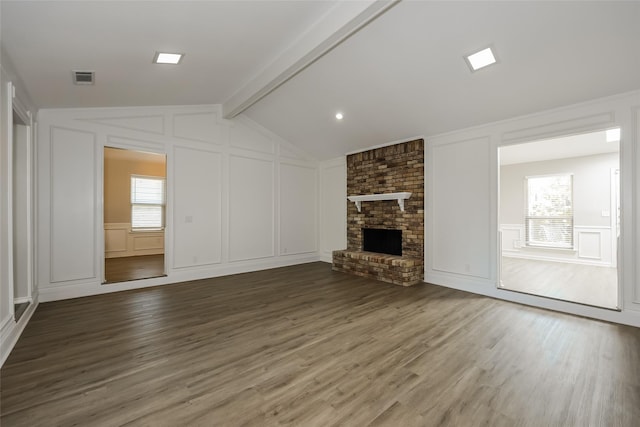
[130,174,166,232]
[524,173,574,250]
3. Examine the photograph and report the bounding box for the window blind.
[131,176,165,229]
[525,174,573,249]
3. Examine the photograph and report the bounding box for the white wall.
[426,90,640,327]
[319,157,347,262]
[500,152,619,266]
[432,137,492,280]
[36,106,319,301]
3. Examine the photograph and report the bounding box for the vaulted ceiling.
[2,1,639,160]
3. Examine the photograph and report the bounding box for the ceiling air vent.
[72,70,95,85]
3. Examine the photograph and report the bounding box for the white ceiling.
[0,0,337,108]
[500,130,619,166]
[245,1,640,159]
[2,1,639,161]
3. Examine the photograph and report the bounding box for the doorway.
[103,147,167,283]
[498,129,620,309]
[12,108,32,321]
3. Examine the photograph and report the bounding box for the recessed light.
[335,112,344,120]
[153,52,184,65]
[465,47,496,71]
[606,128,620,142]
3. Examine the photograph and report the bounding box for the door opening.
[498,129,620,310]
[12,108,32,321]
[103,147,167,284]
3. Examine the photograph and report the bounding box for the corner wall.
[319,157,347,262]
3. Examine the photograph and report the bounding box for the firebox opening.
[362,228,402,256]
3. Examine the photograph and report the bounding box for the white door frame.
[11,85,34,307]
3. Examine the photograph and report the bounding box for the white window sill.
[525,244,575,252]
[130,228,165,233]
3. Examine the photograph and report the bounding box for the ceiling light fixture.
[335,112,344,120]
[606,128,621,142]
[153,52,184,65]
[465,47,497,72]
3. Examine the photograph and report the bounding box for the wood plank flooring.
[2,262,639,426]
[104,254,165,283]
[501,257,618,309]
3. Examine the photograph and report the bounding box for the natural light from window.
[131,176,165,230]
[525,174,573,249]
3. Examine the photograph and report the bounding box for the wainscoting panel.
[500,224,612,266]
[81,115,165,135]
[577,230,602,260]
[172,147,222,268]
[432,137,491,279]
[172,112,222,144]
[500,225,523,252]
[104,223,164,258]
[105,227,127,253]
[50,127,96,283]
[229,116,276,154]
[133,235,164,251]
[228,155,275,261]
[279,163,317,255]
[319,158,347,262]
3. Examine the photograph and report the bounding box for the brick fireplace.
[332,139,424,286]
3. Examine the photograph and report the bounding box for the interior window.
[525,174,573,249]
[131,175,165,230]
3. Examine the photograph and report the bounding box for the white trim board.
[1,298,38,368]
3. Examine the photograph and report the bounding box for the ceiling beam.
[222,0,400,119]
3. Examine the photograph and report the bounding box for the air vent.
[72,70,95,85]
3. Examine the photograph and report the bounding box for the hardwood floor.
[2,262,639,426]
[501,256,618,309]
[104,254,165,283]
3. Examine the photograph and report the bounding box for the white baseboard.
[1,296,39,368]
[319,254,333,263]
[13,296,32,304]
[39,254,322,302]
[502,252,612,267]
